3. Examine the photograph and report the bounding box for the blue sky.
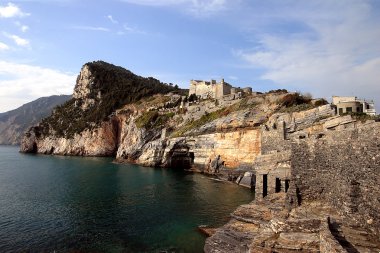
[1,0,380,112]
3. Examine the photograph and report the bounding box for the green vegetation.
[39,61,183,138]
[171,98,259,137]
[277,92,321,113]
[172,109,223,137]
[278,103,315,113]
[135,111,175,130]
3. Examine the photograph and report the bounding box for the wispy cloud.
[0,2,29,18]
[0,42,10,50]
[20,25,28,32]
[121,23,146,34]
[4,33,29,46]
[0,61,76,112]
[235,0,380,106]
[106,15,118,24]
[15,21,29,32]
[72,25,110,32]
[121,0,227,16]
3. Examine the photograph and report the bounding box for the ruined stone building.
[188,79,252,99]
[332,96,376,115]
[206,104,380,253]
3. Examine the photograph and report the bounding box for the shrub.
[135,111,175,129]
[279,92,313,109]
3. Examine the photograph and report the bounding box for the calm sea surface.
[0,145,253,252]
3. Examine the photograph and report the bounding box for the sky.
[0,0,380,113]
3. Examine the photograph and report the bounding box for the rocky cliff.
[20,61,179,156]
[0,95,71,145]
[20,61,321,175]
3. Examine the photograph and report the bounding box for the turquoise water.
[0,146,253,252]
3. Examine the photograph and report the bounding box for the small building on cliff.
[189,79,252,99]
[332,96,376,116]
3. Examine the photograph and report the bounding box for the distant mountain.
[0,95,71,145]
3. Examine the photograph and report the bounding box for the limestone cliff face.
[72,64,96,110]
[129,129,261,171]
[116,112,162,163]
[20,61,177,157]
[21,118,119,156]
[20,63,121,156]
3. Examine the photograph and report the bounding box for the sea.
[0,145,253,252]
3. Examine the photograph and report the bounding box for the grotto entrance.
[263,174,268,197]
[169,143,194,170]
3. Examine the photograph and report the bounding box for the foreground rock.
[205,193,380,253]
[206,118,380,252]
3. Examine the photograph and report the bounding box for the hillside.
[0,95,71,145]
[38,61,183,138]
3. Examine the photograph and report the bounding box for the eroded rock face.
[116,113,162,163]
[22,119,120,156]
[116,128,262,172]
[72,65,96,110]
[20,130,38,153]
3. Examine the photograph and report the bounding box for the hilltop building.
[189,79,252,99]
[332,96,376,116]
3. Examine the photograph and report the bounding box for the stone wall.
[289,122,380,236]
[189,80,214,98]
[261,105,335,155]
[261,120,290,155]
[254,151,291,199]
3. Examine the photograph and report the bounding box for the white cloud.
[107,15,118,24]
[4,33,29,46]
[0,2,29,18]
[122,24,146,34]
[0,42,9,50]
[14,21,29,32]
[121,0,187,6]
[72,25,110,32]
[21,25,29,32]
[121,0,227,16]
[0,61,76,112]
[236,0,380,109]
[190,0,226,15]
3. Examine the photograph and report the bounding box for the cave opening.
[263,174,268,197]
[285,180,290,193]
[189,152,194,164]
[32,142,38,153]
[275,178,281,193]
[170,144,194,170]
